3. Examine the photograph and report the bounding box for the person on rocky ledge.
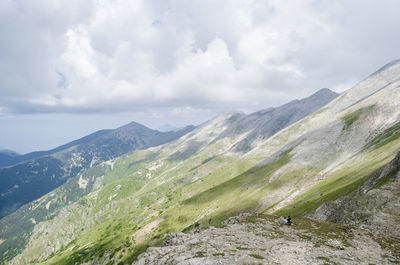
[282,216,292,225]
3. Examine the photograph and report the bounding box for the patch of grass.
[274,149,393,218]
[190,156,218,171]
[265,168,315,192]
[183,149,292,206]
[317,256,338,265]
[121,242,152,264]
[237,247,251,250]
[371,234,400,262]
[342,105,375,130]
[373,167,398,189]
[167,141,204,161]
[213,252,225,256]
[363,121,400,151]
[193,251,206,258]
[261,199,284,213]
[276,171,369,217]
[182,222,200,233]
[245,216,262,224]
[249,253,264,259]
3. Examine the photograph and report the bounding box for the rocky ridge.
[135,214,395,265]
[0,122,195,218]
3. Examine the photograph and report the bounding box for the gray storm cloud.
[0,0,400,115]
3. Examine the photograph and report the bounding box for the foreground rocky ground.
[134,214,399,265]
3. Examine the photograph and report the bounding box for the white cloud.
[1,0,400,116]
[62,27,98,78]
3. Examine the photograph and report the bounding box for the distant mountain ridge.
[227,88,339,153]
[157,124,180,132]
[0,130,111,168]
[0,123,195,218]
[163,88,339,160]
[0,150,20,168]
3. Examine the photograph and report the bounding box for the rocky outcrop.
[311,152,400,227]
[134,214,396,265]
[310,152,400,259]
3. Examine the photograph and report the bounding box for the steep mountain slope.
[136,151,400,265]
[4,60,400,265]
[310,151,400,258]
[230,88,339,153]
[0,88,338,265]
[0,123,195,218]
[130,59,400,263]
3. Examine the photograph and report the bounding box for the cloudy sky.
[1,0,399,153]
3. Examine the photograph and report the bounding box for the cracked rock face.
[134,214,393,265]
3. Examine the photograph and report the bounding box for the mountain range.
[1,60,400,265]
[0,123,195,218]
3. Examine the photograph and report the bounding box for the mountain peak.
[208,111,246,125]
[111,121,155,136]
[121,121,150,129]
[313,87,337,95]
[308,88,338,99]
[302,88,339,104]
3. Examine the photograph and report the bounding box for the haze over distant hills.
[157,124,181,132]
[0,150,20,168]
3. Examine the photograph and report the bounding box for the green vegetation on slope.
[341,104,375,130]
[37,144,293,264]
[183,149,292,206]
[363,121,400,151]
[0,163,107,264]
[33,131,400,265]
[28,142,258,264]
[276,127,400,217]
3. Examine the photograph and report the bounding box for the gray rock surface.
[135,214,395,265]
[224,88,339,153]
[310,152,400,260]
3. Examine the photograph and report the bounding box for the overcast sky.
[1,0,400,153]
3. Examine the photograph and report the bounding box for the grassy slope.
[29,142,258,264]
[17,117,399,265]
[11,103,400,264]
[275,121,400,217]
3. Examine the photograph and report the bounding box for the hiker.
[287,216,292,225]
[282,216,288,225]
